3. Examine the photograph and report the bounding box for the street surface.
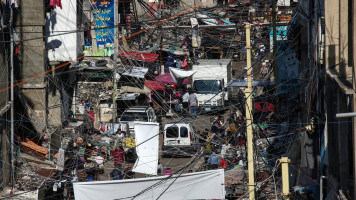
[159,109,233,173]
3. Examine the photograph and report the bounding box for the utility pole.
[159,0,163,71]
[272,0,278,105]
[113,0,118,123]
[280,157,291,200]
[245,23,255,200]
[9,3,15,189]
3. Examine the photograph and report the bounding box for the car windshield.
[193,80,221,94]
[166,126,179,138]
[120,112,148,122]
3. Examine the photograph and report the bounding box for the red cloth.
[220,159,227,169]
[144,80,165,90]
[119,51,159,63]
[112,149,125,165]
[163,169,173,175]
[50,0,62,10]
[182,59,188,68]
[89,111,95,122]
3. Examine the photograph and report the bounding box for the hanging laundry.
[56,148,65,171]
[50,0,62,10]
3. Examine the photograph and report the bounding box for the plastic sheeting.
[169,68,197,87]
[155,73,189,85]
[144,80,165,91]
[133,122,159,175]
[73,169,225,200]
[119,51,159,63]
[122,67,149,79]
[46,0,80,61]
[227,79,275,87]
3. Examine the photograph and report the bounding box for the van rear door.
[165,126,180,145]
[179,125,191,146]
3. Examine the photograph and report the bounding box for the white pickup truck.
[192,59,232,112]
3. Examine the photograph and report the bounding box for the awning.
[144,80,165,91]
[119,51,159,63]
[117,93,140,101]
[227,79,275,87]
[120,86,151,94]
[122,67,149,79]
[155,73,189,85]
[73,169,225,200]
[169,68,196,87]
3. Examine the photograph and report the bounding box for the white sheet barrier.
[73,169,225,200]
[132,122,160,175]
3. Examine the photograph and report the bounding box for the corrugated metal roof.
[119,51,159,63]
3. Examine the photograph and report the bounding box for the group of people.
[210,111,246,146]
[200,110,247,170]
[174,89,198,118]
[67,126,138,181]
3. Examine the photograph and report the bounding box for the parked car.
[162,119,198,157]
[119,106,158,136]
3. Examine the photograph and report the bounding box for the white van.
[162,120,197,157]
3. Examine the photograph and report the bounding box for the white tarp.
[73,169,225,200]
[45,0,82,61]
[122,67,149,79]
[190,18,199,28]
[133,122,159,175]
[169,68,197,87]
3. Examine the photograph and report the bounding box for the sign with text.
[92,0,114,48]
[270,26,288,52]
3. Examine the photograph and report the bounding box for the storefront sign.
[92,0,114,48]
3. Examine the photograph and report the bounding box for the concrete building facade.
[288,0,355,198]
[0,5,10,189]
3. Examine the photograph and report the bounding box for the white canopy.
[73,169,225,200]
[133,122,160,175]
[169,68,197,87]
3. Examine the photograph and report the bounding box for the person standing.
[157,161,163,176]
[182,90,189,116]
[221,140,231,159]
[188,90,198,118]
[110,166,123,180]
[115,129,125,144]
[112,146,125,170]
[85,100,90,110]
[163,168,173,176]
[78,100,85,115]
[88,107,95,123]
[207,150,220,170]
[211,116,225,134]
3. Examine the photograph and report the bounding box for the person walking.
[188,90,198,118]
[182,90,189,116]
